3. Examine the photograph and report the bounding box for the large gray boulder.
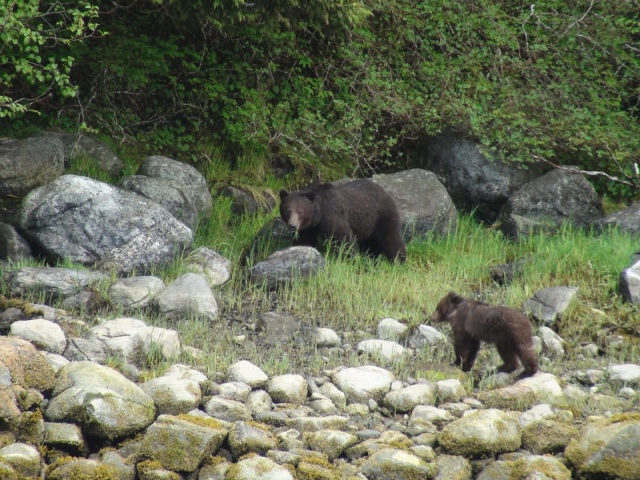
[597,201,640,235]
[248,246,326,289]
[498,168,604,239]
[408,136,542,222]
[40,132,123,176]
[19,175,193,274]
[151,273,219,321]
[0,136,64,197]
[7,267,108,299]
[119,155,212,230]
[45,361,156,441]
[372,169,457,240]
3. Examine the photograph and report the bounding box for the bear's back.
[457,301,533,344]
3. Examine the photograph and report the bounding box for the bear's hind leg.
[516,345,539,378]
[375,230,407,263]
[496,342,519,373]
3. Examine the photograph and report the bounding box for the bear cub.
[279,180,406,263]
[430,291,538,378]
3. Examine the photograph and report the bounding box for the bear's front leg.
[454,335,480,372]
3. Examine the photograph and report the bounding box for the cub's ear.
[447,291,463,304]
[279,190,289,200]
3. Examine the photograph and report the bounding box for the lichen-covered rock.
[0,336,56,391]
[184,247,231,286]
[332,365,395,404]
[7,267,108,300]
[204,396,253,423]
[140,376,202,415]
[357,339,406,362]
[384,383,436,413]
[476,385,537,411]
[286,415,349,433]
[46,361,155,441]
[136,459,182,480]
[0,442,41,478]
[434,455,472,480]
[108,276,166,310]
[87,317,180,365]
[477,455,571,480]
[20,175,193,275]
[565,413,640,479]
[47,458,120,480]
[437,409,521,457]
[152,273,218,322]
[226,360,268,388]
[248,246,326,288]
[345,430,413,461]
[228,421,276,458]
[521,419,578,454]
[225,454,294,480]
[140,414,228,473]
[9,319,66,354]
[304,429,358,461]
[43,422,86,456]
[435,379,466,404]
[514,373,566,407]
[296,459,341,480]
[268,374,308,404]
[361,448,436,479]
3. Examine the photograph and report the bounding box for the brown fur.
[430,291,538,378]
[279,180,406,263]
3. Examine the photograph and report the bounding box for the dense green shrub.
[2,1,639,196]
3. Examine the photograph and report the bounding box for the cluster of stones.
[1,295,640,479]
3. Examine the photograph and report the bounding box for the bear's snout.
[285,211,302,230]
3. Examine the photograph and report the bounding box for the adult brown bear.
[430,291,539,378]
[279,180,406,263]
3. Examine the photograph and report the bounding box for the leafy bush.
[2,1,639,197]
[0,0,100,118]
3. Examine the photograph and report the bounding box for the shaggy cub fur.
[430,291,538,378]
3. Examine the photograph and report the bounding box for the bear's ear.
[447,291,463,304]
[279,190,289,200]
[304,191,316,201]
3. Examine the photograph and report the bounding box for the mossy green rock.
[140,414,228,473]
[437,409,521,457]
[228,421,276,458]
[0,461,17,480]
[361,448,436,480]
[48,458,120,480]
[45,361,156,441]
[565,413,640,479]
[476,385,537,411]
[522,419,578,454]
[0,442,41,478]
[225,454,295,480]
[433,455,472,480]
[0,336,56,391]
[475,455,571,480]
[304,429,359,461]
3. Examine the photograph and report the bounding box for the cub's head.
[429,291,463,323]
[279,189,317,231]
